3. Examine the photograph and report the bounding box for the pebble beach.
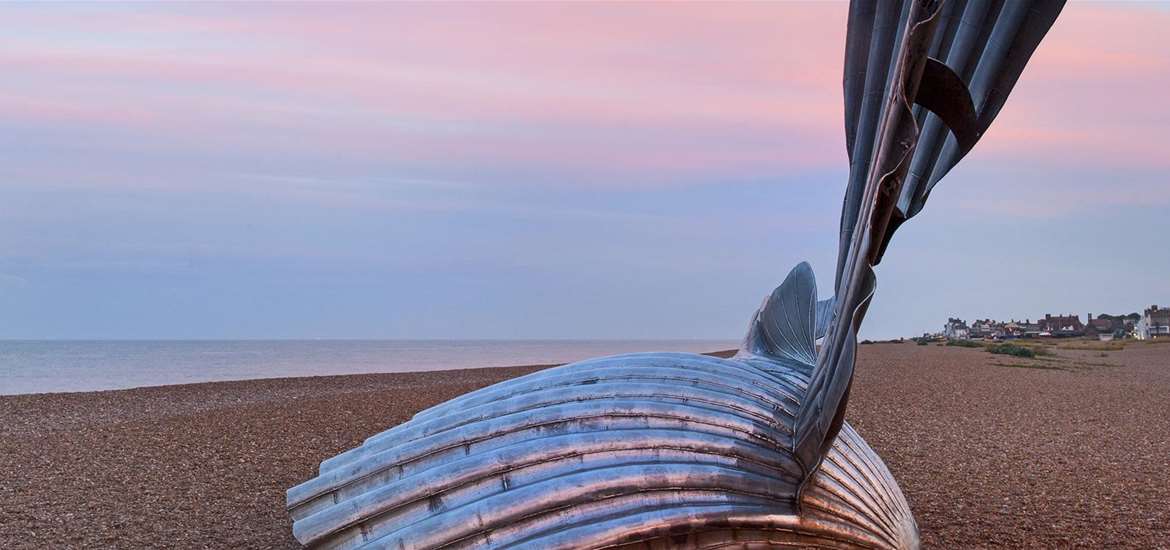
[2,342,1168,548]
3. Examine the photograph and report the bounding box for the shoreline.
[0,348,741,398]
[0,340,740,396]
[3,343,1168,547]
[0,362,565,399]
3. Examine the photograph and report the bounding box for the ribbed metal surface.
[288,264,916,548]
[287,0,1066,547]
[287,352,916,549]
[837,0,1066,270]
[800,0,1064,481]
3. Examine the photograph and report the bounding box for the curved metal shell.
[287,352,917,549]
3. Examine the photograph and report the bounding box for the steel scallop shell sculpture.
[287,1,1066,548]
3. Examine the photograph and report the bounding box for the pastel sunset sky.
[2,2,1167,340]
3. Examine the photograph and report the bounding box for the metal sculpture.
[288,1,1065,548]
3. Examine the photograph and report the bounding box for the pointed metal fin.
[740,262,818,369]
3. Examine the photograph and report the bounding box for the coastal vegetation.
[986,342,1044,358]
[945,339,983,348]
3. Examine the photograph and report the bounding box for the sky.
[1,2,1167,340]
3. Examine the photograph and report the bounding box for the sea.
[0,339,739,396]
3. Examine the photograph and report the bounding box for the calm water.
[0,339,738,395]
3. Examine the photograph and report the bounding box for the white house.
[1137,305,1170,340]
[944,318,970,340]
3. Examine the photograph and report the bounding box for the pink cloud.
[978,4,1170,168]
[1,1,1165,192]
[1,3,850,187]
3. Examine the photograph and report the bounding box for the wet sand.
[2,342,1168,548]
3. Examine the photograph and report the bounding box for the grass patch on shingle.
[987,343,1033,358]
[946,339,985,348]
[990,361,1066,371]
[1057,340,1127,351]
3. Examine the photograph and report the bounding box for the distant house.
[969,318,1000,339]
[1019,318,1042,337]
[944,318,969,340]
[1086,313,1140,339]
[996,320,1024,337]
[969,319,986,338]
[1084,314,1115,339]
[1039,314,1083,337]
[1136,305,1170,340]
[1122,313,1142,336]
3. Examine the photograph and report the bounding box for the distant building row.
[943,305,1170,341]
